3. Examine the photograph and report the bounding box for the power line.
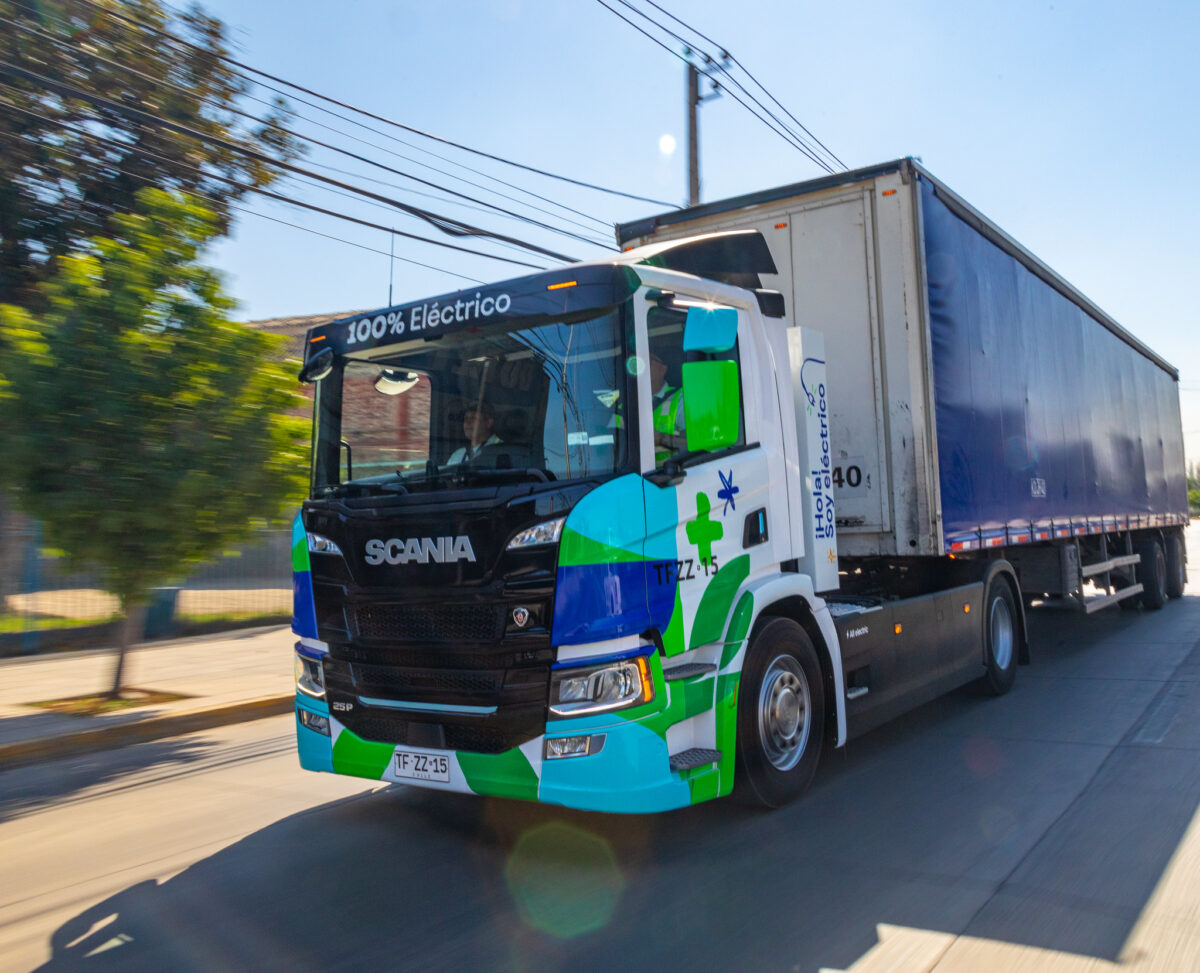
[77,0,679,210]
[611,0,832,168]
[593,0,839,174]
[232,211,485,285]
[0,59,577,263]
[637,0,847,171]
[0,14,612,253]
[230,84,615,232]
[0,94,550,270]
[0,122,488,284]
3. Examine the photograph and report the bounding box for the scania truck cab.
[291,230,1020,812]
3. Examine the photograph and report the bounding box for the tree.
[0,189,308,695]
[0,0,299,309]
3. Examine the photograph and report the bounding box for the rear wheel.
[1165,533,1186,600]
[734,617,825,808]
[1138,536,1167,610]
[979,577,1018,696]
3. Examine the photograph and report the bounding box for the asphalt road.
[2,586,1199,971]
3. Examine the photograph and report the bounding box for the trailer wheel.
[979,578,1018,696]
[734,617,825,808]
[1165,533,1186,600]
[1138,537,1168,611]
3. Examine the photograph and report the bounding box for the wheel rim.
[989,594,1014,670]
[757,654,811,771]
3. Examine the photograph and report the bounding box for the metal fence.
[0,527,292,649]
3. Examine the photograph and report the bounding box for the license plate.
[394,750,451,782]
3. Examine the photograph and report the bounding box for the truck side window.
[648,305,745,466]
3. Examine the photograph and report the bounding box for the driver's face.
[464,409,492,444]
[650,354,667,391]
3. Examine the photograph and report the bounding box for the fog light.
[298,709,330,735]
[545,734,605,759]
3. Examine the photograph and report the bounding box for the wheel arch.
[742,574,846,748]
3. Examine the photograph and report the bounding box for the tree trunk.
[108,602,146,699]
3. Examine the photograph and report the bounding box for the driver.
[448,403,503,464]
[650,349,685,462]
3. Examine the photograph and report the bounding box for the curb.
[0,694,295,771]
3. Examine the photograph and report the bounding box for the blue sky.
[199,0,1200,460]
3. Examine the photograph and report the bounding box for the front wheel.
[979,577,1018,696]
[734,617,825,808]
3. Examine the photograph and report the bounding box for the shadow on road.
[34,601,1200,972]
[0,735,218,824]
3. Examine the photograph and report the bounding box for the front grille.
[354,603,502,643]
[337,706,540,755]
[351,661,503,697]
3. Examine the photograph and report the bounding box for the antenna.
[388,228,395,306]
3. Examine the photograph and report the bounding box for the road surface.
[2,581,1199,971]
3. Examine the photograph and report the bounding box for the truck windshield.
[311,301,635,495]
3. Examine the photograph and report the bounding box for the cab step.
[663,663,717,682]
[669,748,722,772]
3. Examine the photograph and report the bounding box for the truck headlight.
[295,651,326,698]
[549,654,654,717]
[508,517,565,550]
[307,533,343,556]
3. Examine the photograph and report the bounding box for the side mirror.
[682,360,740,452]
[298,347,334,383]
[683,306,737,353]
[681,306,740,452]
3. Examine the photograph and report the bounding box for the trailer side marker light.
[894,623,902,635]
[882,189,897,196]
[774,222,788,229]
[309,335,326,343]
[963,604,970,614]
[547,280,578,291]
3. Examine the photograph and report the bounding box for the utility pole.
[684,48,726,208]
[687,58,700,207]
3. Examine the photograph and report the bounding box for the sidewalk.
[0,626,296,770]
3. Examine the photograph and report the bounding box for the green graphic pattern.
[689,554,750,649]
[458,747,540,801]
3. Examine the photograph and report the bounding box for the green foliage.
[0,189,308,608]
[0,0,300,307]
[1189,488,1200,513]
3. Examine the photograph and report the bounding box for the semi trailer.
[291,157,1187,811]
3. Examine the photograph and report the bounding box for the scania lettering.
[363,536,477,566]
[292,158,1187,811]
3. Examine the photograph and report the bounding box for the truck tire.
[734,617,825,808]
[1138,537,1168,610]
[979,577,1018,696]
[1165,533,1186,599]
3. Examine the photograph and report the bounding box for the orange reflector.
[964,604,971,613]
[894,623,902,635]
[948,553,956,559]
[547,280,577,291]
[309,335,326,343]
[637,655,654,701]
[882,189,897,196]
[774,222,788,229]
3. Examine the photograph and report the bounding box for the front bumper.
[295,650,736,813]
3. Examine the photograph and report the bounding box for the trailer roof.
[615,158,1177,379]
